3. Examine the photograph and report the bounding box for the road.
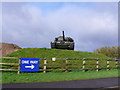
[1,77,119,89]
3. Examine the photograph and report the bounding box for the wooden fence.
[0,57,120,73]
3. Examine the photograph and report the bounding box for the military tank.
[51,31,74,50]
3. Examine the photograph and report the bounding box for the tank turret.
[50,31,74,50]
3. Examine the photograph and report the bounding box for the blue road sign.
[20,58,40,72]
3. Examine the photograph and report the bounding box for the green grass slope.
[6,48,110,59]
[1,48,118,84]
[2,48,115,70]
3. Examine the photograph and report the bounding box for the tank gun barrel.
[62,31,65,41]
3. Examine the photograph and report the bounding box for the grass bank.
[1,48,118,84]
[1,69,118,84]
[1,48,114,70]
[6,48,110,59]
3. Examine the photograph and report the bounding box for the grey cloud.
[2,2,118,52]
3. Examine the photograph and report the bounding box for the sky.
[1,2,118,52]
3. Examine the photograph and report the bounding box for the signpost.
[20,58,40,72]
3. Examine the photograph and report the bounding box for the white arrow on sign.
[25,65,35,69]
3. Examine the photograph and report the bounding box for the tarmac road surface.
[1,77,119,88]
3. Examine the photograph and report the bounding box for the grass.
[1,48,118,84]
[1,48,114,70]
[1,69,118,84]
[6,48,110,59]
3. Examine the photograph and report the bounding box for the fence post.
[43,58,47,73]
[96,59,99,72]
[17,58,20,74]
[107,60,109,71]
[65,58,68,72]
[82,58,85,72]
[115,59,118,68]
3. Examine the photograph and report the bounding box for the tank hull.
[51,42,74,50]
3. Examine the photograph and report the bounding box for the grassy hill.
[6,48,110,59]
[2,48,115,70]
[1,48,118,84]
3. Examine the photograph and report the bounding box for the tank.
[51,31,74,50]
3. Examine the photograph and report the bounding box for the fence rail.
[0,57,120,73]
[2,57,120,61]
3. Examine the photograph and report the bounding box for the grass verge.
[1,69,118,84]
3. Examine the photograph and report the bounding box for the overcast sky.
[1,2,118,52]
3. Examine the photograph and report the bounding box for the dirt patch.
[0,42,21,57]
